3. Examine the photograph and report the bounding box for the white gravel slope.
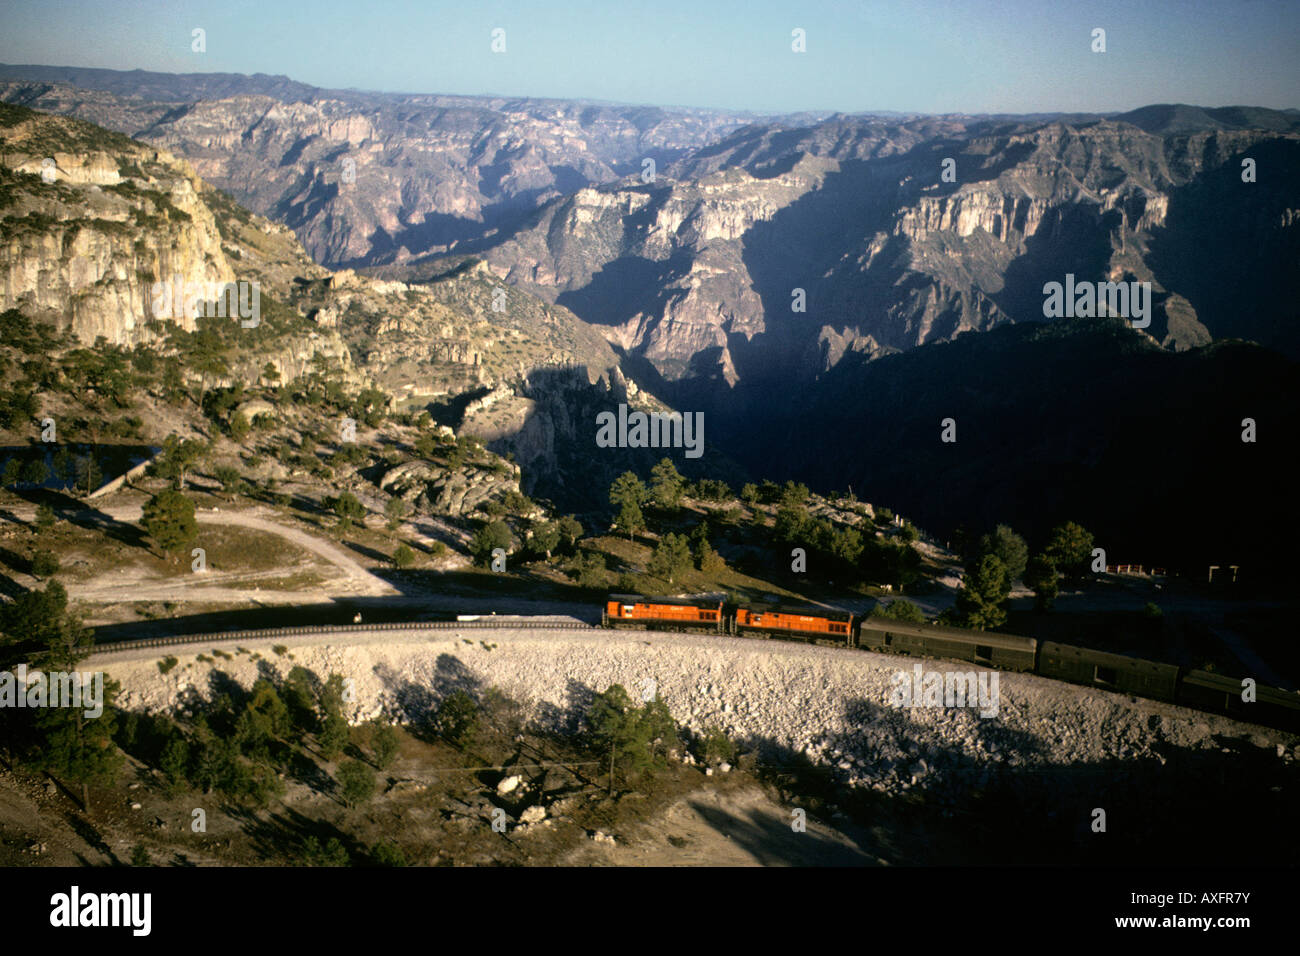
[96,625,1299,796]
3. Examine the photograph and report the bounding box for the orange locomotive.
[733,605,853,642]
[602,594,725,632]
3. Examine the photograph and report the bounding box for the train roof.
[858,617,1037,651]
[1184,670,1300,709]
[607,593,723,609]
[743,604,853,622]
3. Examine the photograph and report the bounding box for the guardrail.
[89,619,596,655]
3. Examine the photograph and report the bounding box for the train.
[601,593,1300,732]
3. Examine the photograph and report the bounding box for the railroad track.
[89,618,597,656]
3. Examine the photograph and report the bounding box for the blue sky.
[1,0,1296,114]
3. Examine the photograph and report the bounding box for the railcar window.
[1094,666,1118,686]
[975,644,993,663]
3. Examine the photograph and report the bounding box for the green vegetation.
[30,549,60,578]
[141,489,198,560]
[871,600,927,624]
[648,532,692,585]
[1024,554,1059,612]
[697,725,735,767]
[330,491,366,531]
[649,457,685,510]
[586,684,678,795]
[949,554,1010,631]
[609,472,647,539]
[433,691,479,750]
[384,496,408,530]
[470,520,511,567]
[337,760,376,808]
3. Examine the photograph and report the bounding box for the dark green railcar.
[856,619,1037,673]
[1179,670,1300,731]
[1037,641,1179,701]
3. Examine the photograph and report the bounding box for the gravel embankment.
[97,624,1299,798]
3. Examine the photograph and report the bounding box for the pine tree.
[1025,554,1059,611]
[649,458,684,510]
[953,554,1010,631]
[142,489,198,560]
[609,472,646,539]
[648,533,692,584]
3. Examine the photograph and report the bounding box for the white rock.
[496,775,521,795]
[719,762,731,773]
[705,767,714,776]
[520,805,546,824]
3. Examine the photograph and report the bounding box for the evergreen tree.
[141,489,198,560]
[337,759,376,807]
[470,520,512,566]
[648,532,692,584]
[586,685,678,794]
[871,599,927,624]
[1024,554,1060,612]
[953,554,1011,631]
[609,472,646,539]
[318,674,351,760]
[649,457,684,510]
[1044,521,1095,582]
[384,496,407,530]
[434,691,479,750]
[370,721,399,769]
[331,491,366,530]
[35,503,55,531]
[557,515,583,551]
[981,524,1029,583]
[529,520,562,559]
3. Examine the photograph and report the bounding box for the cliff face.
[0,104,633,506]
[0,74,770,268]
[462,114,1299,392]
[0,128,235,346]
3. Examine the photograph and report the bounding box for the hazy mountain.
[0,66,784,268]
[465,112,1299,405]
[3,70,1297,561]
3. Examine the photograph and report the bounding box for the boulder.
[496,775,521,796]
[520,805,546,824]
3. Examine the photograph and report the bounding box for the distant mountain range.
[2,65,1297,567]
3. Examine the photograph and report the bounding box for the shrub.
[392,543,415,568]
[337,759,376,808]
[370,721,399,769]
[30,549,59,578]
[158,656,179,675]
[302,836,349,867]
[434,691,479,749]
[370,841,407,867]
[870,599,926,624]
[34,503,55,531]
[698,725,735,767]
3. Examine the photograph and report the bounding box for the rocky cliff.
[0,69,775,268]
